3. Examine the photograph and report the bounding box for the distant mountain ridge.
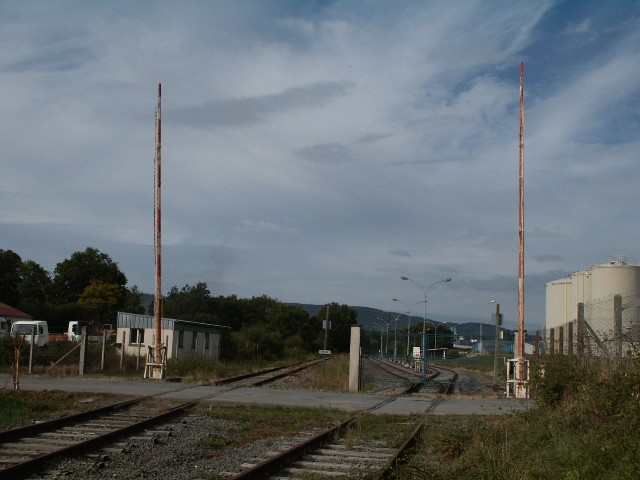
[290,303,525,341]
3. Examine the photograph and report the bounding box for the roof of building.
[0,302,33,320]
[117,312,230,332]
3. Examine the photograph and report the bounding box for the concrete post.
[348,326,361,393]
[79,326,87,375]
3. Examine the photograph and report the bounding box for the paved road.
[0,374,533,415]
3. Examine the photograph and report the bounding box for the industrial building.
[545,257,640,357]
[117,312,230,361]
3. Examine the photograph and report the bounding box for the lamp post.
[493,302,501,384]
[392,298,423,359]
[376,318,392,356]
[389,312,404,360]
[401,276,452,382]
[480,300,495,354]
[373,322,384,356]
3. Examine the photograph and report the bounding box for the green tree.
[231,323,283,361]
[122,285,145,314]
[17,260,51,306]
[266,303,316,351]
[77,280,125,324]
[315,303,358,353]
[163,282,212,320]
[51,247,127,304]
[0,249,22,305]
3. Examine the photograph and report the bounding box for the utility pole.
[323,305,330,351]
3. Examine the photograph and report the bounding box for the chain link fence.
[1,334,149,389]
[549,293,640,357]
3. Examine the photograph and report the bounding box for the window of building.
[178,330,184,348]
[191,331,198,349]
[204,332,210,350]
[130,328,145,345]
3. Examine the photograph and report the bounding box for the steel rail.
[0,399,198,479]
[229,416,357,480]
[379,419,425,479]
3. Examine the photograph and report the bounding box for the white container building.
[117,312,230,361]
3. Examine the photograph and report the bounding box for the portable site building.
[117,312,230,360]
[0,302,33,335]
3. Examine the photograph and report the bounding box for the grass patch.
[399,355,640,480]
[344,414,419,449]
[203,403,350,449]
[307,354,350,391]
[166,352,320,383]
[0,390,112,429]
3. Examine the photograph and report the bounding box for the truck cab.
[68,321,102,342]
[10,320,49,347]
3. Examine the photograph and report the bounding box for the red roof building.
[0,302,33,322]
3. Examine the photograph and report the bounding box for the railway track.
[0,357,472,479]
[215,357,326,388]
[363,357,458,395]
[0,397,195,479]
[0,358,327,479]
[226,415,424,479]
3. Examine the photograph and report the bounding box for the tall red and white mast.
[516,63,527,397]
[153,83,163,373]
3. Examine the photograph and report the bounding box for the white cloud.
[2,0,640,331]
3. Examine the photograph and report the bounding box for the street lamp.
[388,311,404,360]
[373,321,384,356]
[376,317,391,356]
[392,298,424,359]
[480,300,496,354]
[401,276,452,382]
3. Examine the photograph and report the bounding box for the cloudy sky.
[2,1,639,331]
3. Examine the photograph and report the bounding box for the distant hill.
[292,303,457,330]
[290,303,526,342]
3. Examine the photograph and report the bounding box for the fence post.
[101,332,106,371]
[614,294,623,358]
[28,325,35,374]
[79,326,87,375]
[120,331,126,370]
[577,302,585,355]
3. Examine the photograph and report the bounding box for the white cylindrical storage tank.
[589,261,640,301]
[570,271,591,307]
[588,260,640,346]
[546,278,572,331]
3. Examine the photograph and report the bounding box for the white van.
[10,320,49,347]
